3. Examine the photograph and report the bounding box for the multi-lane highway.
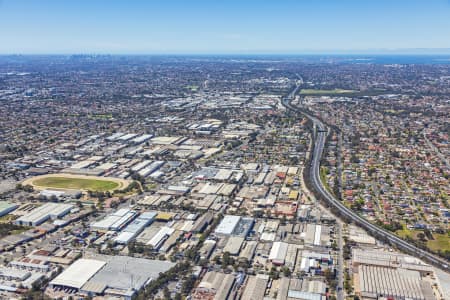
[281,86,450,275]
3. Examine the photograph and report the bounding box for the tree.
[174,293,182,300]
[182,275,196,294]
[424,228,434,240]
[222,251,233,266]
[163,287,170,300]
[331,241,338,251]
[417,232,426,242]
[282,267,291,277]
[128,241,136,254]
[324,268,335,281]
[269,267,279,279]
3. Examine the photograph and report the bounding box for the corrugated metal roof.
[287,290,322,300]
[50,259,106,289]
[269,242,288,263]
[215,215,241,235]
[81,281,107,294]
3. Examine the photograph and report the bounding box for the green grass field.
[299,88,357,95]
[186,85,199,91]
[427,233,450,252]
[89,113,113,120]
[396,228,450,252]
[32,177,120,192]
[396,227,415,239]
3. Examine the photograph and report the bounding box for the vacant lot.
[24,174,130,192]
[0,223,29,238]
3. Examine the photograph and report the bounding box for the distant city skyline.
[1,0,450,54]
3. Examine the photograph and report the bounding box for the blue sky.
[1,0,450,54]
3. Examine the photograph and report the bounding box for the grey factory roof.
[0,266,31,281]
[352,248,433,273]
[241,275,269,300]
[15,203,73,226]
[358,265,434,300]
[0,201,18,216]
[197,271,235,300]
[85,256,175,292]
[90,208,137,231]
[223,236,245,255]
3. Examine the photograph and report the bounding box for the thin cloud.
[223,33,243,40]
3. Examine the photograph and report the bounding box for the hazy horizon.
[2,49,450,56]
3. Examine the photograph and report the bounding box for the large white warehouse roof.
[50,259,106,289]
[15,203,73,226]
[269,241,288,264]
[215,215,241,235]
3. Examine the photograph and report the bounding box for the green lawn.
[396,228,450,252]
[427,233,450,252]
[299,88,357,95]
[186,85,199,91]
[33,177,119,192]
[396,227,415,239]
[89,113,113,120]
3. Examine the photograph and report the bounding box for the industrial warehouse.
[352,248,437,300]
[114,211,157,244]
[14,203,74,226]
[214,215,254,237]
[49,256,174,299]
[90,208,138,232]
[0,201,19,217]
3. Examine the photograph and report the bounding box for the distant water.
[1,54,450,65]
[336,55,450,64]
[255,55,450,64]
[180,54,450,65]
